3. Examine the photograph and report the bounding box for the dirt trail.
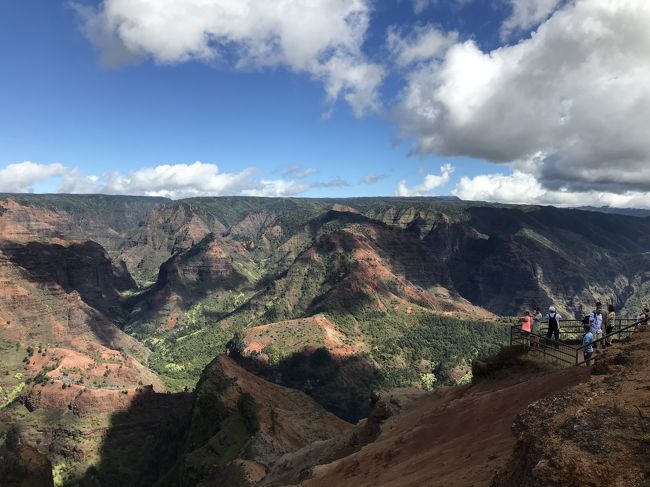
[303,366,590,487]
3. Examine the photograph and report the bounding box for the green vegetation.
[328,309,510,388]
[142,300,510,413]
[0,383,26,408]
[420,373,437,391]
[0,340,29,409]
[471,344,532,380]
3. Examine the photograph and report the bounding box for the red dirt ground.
[304,366,590,487]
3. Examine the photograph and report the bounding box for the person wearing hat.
[545,305,562,349]
[589,302,604,351]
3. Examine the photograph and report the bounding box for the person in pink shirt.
[519,310,532,346]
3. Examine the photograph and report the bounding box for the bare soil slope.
[303,366,589,487]
[493,329,650,487]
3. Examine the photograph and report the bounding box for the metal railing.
[510,317,647,367]
[538,318,637,343]
[510,326,577,366]
[574,318,646,366]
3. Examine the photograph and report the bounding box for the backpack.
[582,315,591,325]
[549,313,559,330]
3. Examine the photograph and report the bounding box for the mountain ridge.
[1,194,650,485]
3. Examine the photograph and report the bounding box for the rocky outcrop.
[164,355,353,485]
[142,233,252,316]
[493,329,650,487]
[118,201,224,282]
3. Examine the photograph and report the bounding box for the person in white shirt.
[589,303,604,351]
[545,306,562,350]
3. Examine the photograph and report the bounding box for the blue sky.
[1,1,649,207]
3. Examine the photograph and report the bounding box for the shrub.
[420,373,437,391]
[32,371,48,385]
[471,345,529,381]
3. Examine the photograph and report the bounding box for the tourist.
[546,306,562,349]
[605,304,615,347]
[531,306,542,349]
[589,303,604,351]
[519,310,532,346]
[637,307,649,327]
[582,324,594,366]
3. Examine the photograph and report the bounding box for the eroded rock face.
[0,195,163,250]
[1,240,136,316]
[24,384,161,417]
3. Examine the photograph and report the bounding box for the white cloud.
[453,170,650,209]
[0,162,68,192]
[312,179,349,189]
[1,161,348,199]
[396,163,454,196]
[241,178,310,197]
[453,170,545,204]
[411,0,470,14]
[412,0,436,14]
[278,164,318,179]
[241,176,347,196]
[362,173,387,185]
[74,0,384,116]
[95,162,257,198]
[387,25,458,67]
[501,0,563,40]
[395,0,650,194]
[55,161,258,199]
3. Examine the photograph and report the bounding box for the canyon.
[1,194,649,485]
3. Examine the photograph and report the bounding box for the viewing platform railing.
[510,317,646,366]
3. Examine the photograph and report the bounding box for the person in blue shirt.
[582,324,594,366]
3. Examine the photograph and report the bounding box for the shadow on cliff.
[228,345,380,423]
[1,240,136,318]
[80,345,380,486]
[78,387,193,487]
